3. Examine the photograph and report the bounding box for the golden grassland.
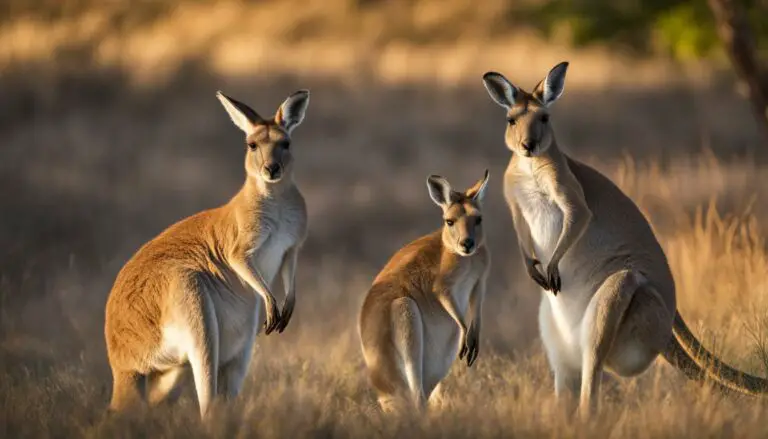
[2,3,768,438]
[3,186,768,439]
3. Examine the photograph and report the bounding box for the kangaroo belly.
[211,284,260,364]
[538,279,596,371]
[420,273,476,395]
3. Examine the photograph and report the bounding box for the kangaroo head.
[482,62,568,157]
[216,90,310,184]
[426,170,490,257]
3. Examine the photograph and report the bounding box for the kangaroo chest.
[249,201,306,287]
[510,175,563,265]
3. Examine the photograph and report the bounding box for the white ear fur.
[426,175,453,207]
[276,90,310,132]
[482,72,517,109]
[216,91,261,134]
[469,169,490,203]
[537,62,569,107]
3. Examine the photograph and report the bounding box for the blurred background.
[1,1,767,437]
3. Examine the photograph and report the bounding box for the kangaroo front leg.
[229,256,280,334]
[579,270,638,419]
[436,288,469,357]
[276,245,300,333]
[546,176,592,294]
[460,273,487,367]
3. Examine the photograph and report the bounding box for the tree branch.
[707,0,768,143]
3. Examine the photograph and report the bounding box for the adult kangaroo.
[482,62,768,417]
[104,89,310,419]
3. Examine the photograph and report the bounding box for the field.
[2,2,768,438]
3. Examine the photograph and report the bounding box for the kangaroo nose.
[460,238,475,253]
[522,141,537,151]
[264,163,281,179]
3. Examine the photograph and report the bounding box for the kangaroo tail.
[662,311,768,395]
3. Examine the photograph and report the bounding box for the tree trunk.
[707,0,768,143]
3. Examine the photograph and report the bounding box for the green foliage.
[522,0,768,61]
[653,3,720,60]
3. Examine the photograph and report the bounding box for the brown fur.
[359,172,491,413]
[104,90,310,419]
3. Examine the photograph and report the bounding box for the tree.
[707,0,768,142]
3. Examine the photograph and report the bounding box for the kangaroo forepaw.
[276,297,295,333]
[526,257,550,290]
[263,300,281,335]
[546,262,561,295]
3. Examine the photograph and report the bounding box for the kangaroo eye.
[445,219,455,227]
[541,114,550,123]
[507,117,516,126]
[476,216,483,225]
[247,142,257,150]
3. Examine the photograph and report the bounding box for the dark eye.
[445,219,455,227]
[476,216,483,225]
[541,114,550,123]
[247,142,257,150]
[507,117,516,126]
[281,141,291,150]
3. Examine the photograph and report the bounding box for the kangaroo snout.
[459,238,475,254]
[522,140,537,152]
[263,163,282,181]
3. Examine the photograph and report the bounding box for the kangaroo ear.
[482,72,517,109]
[533,61,569,107]
[426,175,454,207]
[466,169,490,203]
[216,91,263,134]
[275,90,310,133]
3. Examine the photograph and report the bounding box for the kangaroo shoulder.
[373,231,442,286]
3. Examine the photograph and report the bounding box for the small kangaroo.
[104,89,310,418]
[482,62,768,417]
[358,171,491,413]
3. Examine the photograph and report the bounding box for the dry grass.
[2,3,768,438]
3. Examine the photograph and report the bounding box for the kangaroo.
[104,89,310,419]
[358,171,491,413]
[482,62,768,417]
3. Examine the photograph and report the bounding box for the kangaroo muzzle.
[262,163,283,181]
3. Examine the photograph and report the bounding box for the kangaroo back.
[104,89,311,419]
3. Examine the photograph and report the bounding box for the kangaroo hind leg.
[579,270,639,418]
[390,297,426,412]
[148,366,187,406]
[218,332,257,400]
[108,369,147,414]
[180,276,220,419]
[369,297,425,414]
[606,280,673,378]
